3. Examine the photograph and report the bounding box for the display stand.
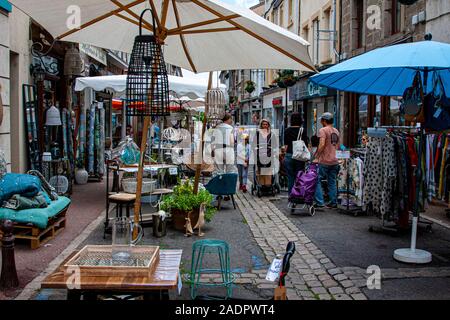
[337,148,366,217]
[366,125,433,246]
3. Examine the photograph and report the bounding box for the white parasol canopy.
[75,73,225,99]
[10,0,314,72]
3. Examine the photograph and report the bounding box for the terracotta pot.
[171,207,205,231]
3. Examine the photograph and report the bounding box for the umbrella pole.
[193,72,213,194]
[393,69,432,264]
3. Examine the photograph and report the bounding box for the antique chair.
[204,173,238,210]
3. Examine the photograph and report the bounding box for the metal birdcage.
[206,88,226,127]
[126,9,169,117]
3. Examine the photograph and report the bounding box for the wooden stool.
[105,193,143,238]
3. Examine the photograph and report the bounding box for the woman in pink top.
[314,112,340,208]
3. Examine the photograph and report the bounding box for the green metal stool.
[188,239,235,300]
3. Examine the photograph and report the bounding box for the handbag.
[401,71,425,123]
[292,127,310,162]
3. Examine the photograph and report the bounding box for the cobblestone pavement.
[234,192,367,300]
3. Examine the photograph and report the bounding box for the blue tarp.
[0,0,12,12]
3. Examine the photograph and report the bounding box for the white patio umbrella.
[75,74,226,99]
[9,0,314,72]
[10,0,314,232]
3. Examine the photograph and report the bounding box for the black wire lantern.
[126,9,170,117]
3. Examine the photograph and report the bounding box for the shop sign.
[289,78,334,100]
[272,97,283,107]
[79,44,107,66]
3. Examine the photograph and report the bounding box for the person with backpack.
[314,112,340,208]
[283,112,309,193]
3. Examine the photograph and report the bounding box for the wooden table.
[41,249,182,300]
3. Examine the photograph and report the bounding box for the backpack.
[292,127,311,162]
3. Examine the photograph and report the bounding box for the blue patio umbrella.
[310,39,450,96]
[311,36,450,264]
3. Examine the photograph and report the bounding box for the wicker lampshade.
[64,44,83,77]
[126,9,169,117]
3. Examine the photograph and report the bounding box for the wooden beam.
[190,0,316,72]
[110,0,154,31]
[56,0,146,40]
[148,0,162,33]
[193,72,213,194]
[114,12,153,32]
[172,0,197,73]
[160,0,171,29]
[167,14,240,34]
[171,27,239,36]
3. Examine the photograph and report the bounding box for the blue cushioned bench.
[0,197,71,249]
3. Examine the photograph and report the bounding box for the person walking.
[314,112,340,208]
[213,113,237,174]
[283,112,309,194]
[237,135,250,192]
[254,119,275,187]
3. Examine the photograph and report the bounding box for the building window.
[313,19,319,65]
[288,0,294,25]
[280,4,284,27]
[387,97,405,125]
[354,0,364,49]
[391,0,401,35]
[323,8,332,63]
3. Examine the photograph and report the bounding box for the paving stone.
[313,269,327,276]
[310,263,322,270]
[240,273,258,278]
[340,280,354,288]
[334,294,352,300]
[234,278,254,284]
[303,274,318,281]
[328,268,341,276]
[322,280,339,288]
[257,284,278,289]
[328,287,344,295]
[324,263,337,269]
[353,279,368,288]
[311,287,327,295]
[351,293,368,300]
[319,258,331,264]
[298,269,314,275]
[318,294,332,300]
[333,274,348,281]
[345,287,361,294]
[294,284,309,291]
[298,290,314,298]
[318,274,332,282]
[306,280,322,288]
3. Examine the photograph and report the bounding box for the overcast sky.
[219,0,261,8]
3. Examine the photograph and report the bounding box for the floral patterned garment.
[363,136,397,217]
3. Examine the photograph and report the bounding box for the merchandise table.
[41,249,182,300]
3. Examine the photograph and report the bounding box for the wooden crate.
[63,245,160,279]
[0,206,69,250]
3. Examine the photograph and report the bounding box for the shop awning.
[75,73,226,100]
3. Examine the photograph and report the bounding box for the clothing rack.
[366,125,433,235]
[338,148,366,216]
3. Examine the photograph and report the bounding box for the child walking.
[237,135,250,192]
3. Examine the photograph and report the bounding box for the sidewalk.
[9,183,450,300]
[0,181,107,300]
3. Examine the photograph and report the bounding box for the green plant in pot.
[245,80,256,94]
[160,179,217,231]
[274,70,298,88]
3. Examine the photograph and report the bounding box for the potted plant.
[274,70,298,88]
[160,179,217,231]
[244,80,256,94]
